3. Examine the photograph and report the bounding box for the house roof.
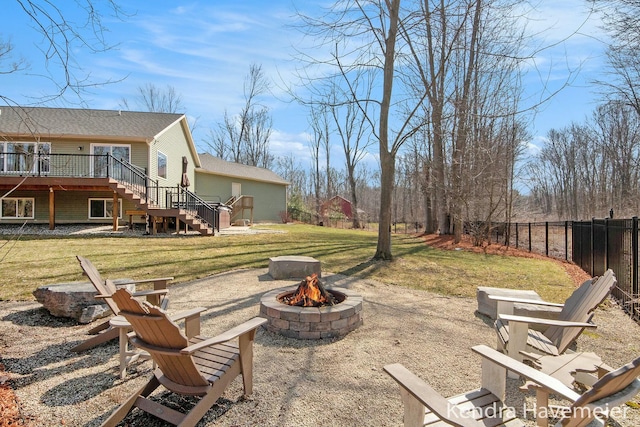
[0,106,184,142]
[198,153,289,185]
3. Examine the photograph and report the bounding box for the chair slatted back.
[111,288,209,388]
[563,355,640,427]
[546,270,616,353]
[76,255,120,315]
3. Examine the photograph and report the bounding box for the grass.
[0,224,576,301]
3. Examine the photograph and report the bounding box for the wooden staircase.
[108,179,215,236]
[226,195,254,225]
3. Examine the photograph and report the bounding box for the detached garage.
[195,153,289,224]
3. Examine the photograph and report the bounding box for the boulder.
[33,279,135,323]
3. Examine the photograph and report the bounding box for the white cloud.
[269,129,312,162]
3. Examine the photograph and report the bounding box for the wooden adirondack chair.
[385,344,640,427]
[491,269,616,362]
[102,288,267,427]
[71,255,173,352]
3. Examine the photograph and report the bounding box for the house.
[196,153,289,226]
[0,106,288,234]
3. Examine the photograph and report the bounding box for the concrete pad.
[269,256,321,279]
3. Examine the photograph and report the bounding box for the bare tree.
[206,63,274,168]
[525,100,640,221]
[308,103,329,220]
[591,0,640,117]
[295,0,426,259]
[0,36,26,77]
[326,75,375,229]
[3,1,125,104]
[120,83,185,113]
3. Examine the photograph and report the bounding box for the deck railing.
[0,152,109,177]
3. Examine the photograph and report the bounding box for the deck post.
[48,187,55,230]
[112,191,119,231]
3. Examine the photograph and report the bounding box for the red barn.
[321,195,354,219]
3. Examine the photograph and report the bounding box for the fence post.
[545,222,549,257]
[633,217,638,301]
[605,218,609,270]
[515,223,519,249]
[528,223,532,252]
[564,221,569,261]
[591,217,595,276]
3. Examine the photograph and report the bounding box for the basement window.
[1,198,34,219]
[89,198,122,219]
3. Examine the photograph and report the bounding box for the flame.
[285,274,329,307]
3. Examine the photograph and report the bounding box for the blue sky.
[2,0,609,167]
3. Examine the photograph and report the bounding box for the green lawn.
[0,224,576,301]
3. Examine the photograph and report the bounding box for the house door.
[232,182,242,199]
[91,144,130,178]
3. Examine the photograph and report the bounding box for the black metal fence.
[572,218,638,320]
[485,218,640,321]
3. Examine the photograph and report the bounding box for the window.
[89,199,122,219]
[90,144,130,178]
[1,198,34,219]
[0,142,51,174]
[157,151,167,179]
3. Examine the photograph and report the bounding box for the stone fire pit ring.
[260,286,363,339]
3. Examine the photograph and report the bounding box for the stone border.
[260,286,363,339]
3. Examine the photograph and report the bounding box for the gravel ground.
[1,269,640,427]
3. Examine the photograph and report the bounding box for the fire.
[282,274,336,307]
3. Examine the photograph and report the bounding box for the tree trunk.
[374,0,400,260]
[376,151,396,259]
[348,168,361,229]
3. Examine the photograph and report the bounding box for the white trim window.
[90,144,131,178]
[0,142,51,174]
[157,151,167,179]
[88,198,122,219]
[1,198,35,219]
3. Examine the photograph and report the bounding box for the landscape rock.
[33,279,135,323]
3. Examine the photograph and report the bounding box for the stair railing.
[108,155,159,207]
[106,156,218,232]
[163,185,219,231]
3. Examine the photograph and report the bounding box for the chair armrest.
[471,345,581,402]
[119,276,174,290]
[181,317,267,355]
[498,314,596,328]
[170,307,207,339]
[488,295,564,308]
[384,363,483,427]
[132,289,169,297]
[169,307,207,322]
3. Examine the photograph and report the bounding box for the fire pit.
[260,274,363,339]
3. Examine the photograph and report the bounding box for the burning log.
[282,274,336,307]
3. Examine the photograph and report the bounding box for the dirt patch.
[0,363,26,426]
[422,233,591,286]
